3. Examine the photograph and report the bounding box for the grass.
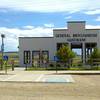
[26,67,46,71]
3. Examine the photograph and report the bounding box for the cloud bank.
[0,26,53,51]
[0,0,100,13]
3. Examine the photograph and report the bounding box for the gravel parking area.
[0,74,100,100]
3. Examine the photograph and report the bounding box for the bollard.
[11,60,14,71]
[5,61,7,74]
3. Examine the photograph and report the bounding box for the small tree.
[56,44,75,68]
[89,47,100,66]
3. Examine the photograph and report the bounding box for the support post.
[86,48,89,62]
[82,43,85,64]
[90,48,92,55]
[69,42,71,49]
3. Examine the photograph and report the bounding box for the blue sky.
[0,0,100,52]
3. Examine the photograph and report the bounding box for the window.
[32,50,49,66]
[32,51,40,67]
[42,51,49,63]
[24,51,31,64]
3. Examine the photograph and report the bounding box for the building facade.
[19,21,100,67]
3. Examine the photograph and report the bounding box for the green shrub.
[49,63,54,67]
[91,66,99,70]
[78,63,83,67]
[56,63,61,67]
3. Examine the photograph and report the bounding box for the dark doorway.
[57,43,68,50]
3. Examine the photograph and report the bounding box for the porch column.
[82,43,85,64]
[68,42,71,49]
[90,48,92,55]
[86,48,89,61]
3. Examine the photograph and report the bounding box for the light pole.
[1,34,5,70]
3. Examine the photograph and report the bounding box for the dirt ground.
[0,75,100,100]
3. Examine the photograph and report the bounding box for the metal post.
[25,64,27,70]
[55,61,57,74]
[39,49,42,67]
[5,61,7,74]
[11,60,14,71]
[1,34,5,70]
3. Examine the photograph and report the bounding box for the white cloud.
[86,25,100,29]
[44,23,54,28]
[85,9,100,15]
[0,26,53,51]
[0,0,100,13]
[65,16,72,19]
[96,16,100,21]
[22,25,34,29]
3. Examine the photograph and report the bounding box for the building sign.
[55,33,97,38]
[67,38,85,42]
[3,55,8,61]
[55,33,97,42]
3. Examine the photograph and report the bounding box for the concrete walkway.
[0,67,100,82]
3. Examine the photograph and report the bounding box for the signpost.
[11,60,14,71]
[3,55,8,74]
[54,56,59,74]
